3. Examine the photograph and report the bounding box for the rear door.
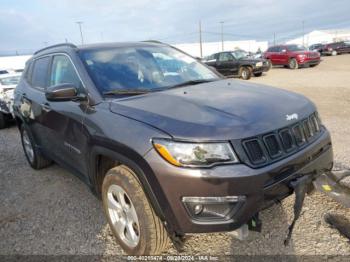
[41,54,89,176]
[338,42,350,53]
[344,41,350,53]
[17,56,52,148]
[268,46,279,64]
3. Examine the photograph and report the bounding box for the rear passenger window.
[50,55,82,91]
[31,56,51,89]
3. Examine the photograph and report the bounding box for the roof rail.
[34,43,77,55]
[142,40,168,45]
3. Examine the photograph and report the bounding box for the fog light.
[182,196,246,222]
[194,204,203,215]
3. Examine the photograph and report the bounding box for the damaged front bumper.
[0,88,15,117]
[146,129,333,234]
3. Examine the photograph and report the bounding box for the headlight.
[255,62,263,67]
[153,139,239,167]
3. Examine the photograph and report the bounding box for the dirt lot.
[1,55,350,256]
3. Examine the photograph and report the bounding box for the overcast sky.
[0,0,349,54]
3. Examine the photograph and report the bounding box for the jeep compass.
[14,42,333,255]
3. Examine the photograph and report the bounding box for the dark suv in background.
[14,42,333,255]
[264,44,321,69]
[321,41,350,56]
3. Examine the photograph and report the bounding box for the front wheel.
[239,67,251,80]
[288,58,299,69]
[102,165,170,255]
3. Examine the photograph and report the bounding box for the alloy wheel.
[22,130,34,163]
[107,184,140,248]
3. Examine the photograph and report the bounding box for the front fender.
[88,139,180,233]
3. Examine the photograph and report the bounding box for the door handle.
[41,103,51,112]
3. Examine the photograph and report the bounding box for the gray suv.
[14,42,333,255]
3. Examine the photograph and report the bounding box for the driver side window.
[50,55,83,92]
[218,53,233,62]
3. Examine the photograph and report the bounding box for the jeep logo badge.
[286,113,298,121]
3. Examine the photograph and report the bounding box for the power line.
[199,21,203,58]
[220,21,224,51]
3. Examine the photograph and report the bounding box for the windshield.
[79,45,219,94]
[287,45,306,51]
[231,50,248,60]
[0,75,21,86]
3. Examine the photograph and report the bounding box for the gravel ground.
[1,55,350,256]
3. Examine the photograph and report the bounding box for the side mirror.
[45,84,84,102]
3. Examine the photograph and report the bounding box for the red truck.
[264,44,321,69]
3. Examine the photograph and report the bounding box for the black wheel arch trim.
[89,137,181,233]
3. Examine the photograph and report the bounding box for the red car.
[264,44,321,69]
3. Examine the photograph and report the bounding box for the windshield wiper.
[103,89,150,96]
[166,79,218,90]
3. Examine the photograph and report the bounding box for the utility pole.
[302,20,305,47]
[273,32,276,45]
[220,21,224,51]
[76,21,84,45]
[199,20,203,58]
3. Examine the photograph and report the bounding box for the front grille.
[243,140,266,164]
[263,135,281,158]
[307,53,319,58]
[279,129,295,151]
[242,113,322,167]
[292,125,306,146]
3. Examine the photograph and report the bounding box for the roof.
[34,41,167,56]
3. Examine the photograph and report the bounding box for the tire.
[0,112,6,129]
[102,165,170,255]
[20,125,52,169]
[253,72,263,77]
[288,58,299,69]
[239,67,251,80]
[331,50,337,56]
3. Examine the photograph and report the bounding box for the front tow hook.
[284,173,316,246]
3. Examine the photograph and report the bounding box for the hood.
[109,79,315,140]
[239,57,265,63]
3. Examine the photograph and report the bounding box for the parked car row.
[309,41,350,56]
[0,72,21,128]
[202,43,321,79]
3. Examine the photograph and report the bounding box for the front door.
[41,54,89,177]
[216,52,235,76]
